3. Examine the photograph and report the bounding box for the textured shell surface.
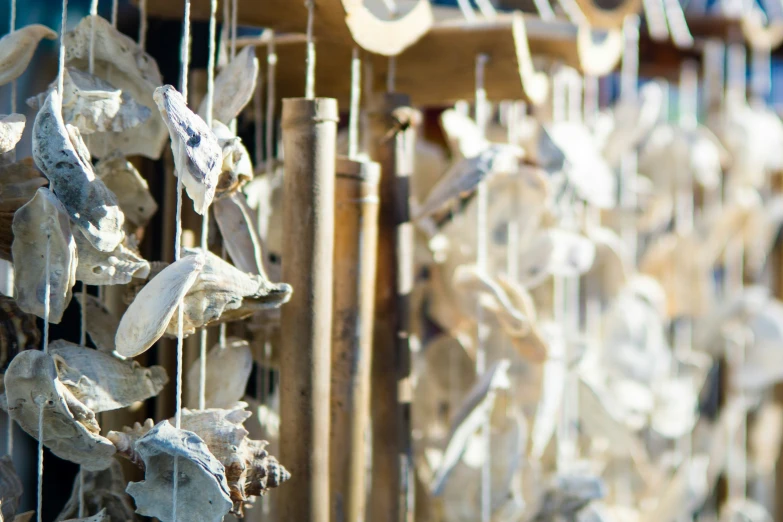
[63,15,167,159]
[74,228,150,285]
[11,187,77,324]
[0,114,25,155]
[95,152,158,230]
[55,460,138,522]
[176,404,252,464]
[0,294,40,374]
[75,294,118,353]
[0,456,22,521]
[2,350,116,470]
[49,339,168,412]
[0,25,57,86]
[125,420,232,522]
[106,417,154,468]
[32,90,125,252]
[212,121,253,198]
[153,85,221,215]
[197,45,259,125]
[27,67,150,135]
[213,192,267,276]
[185,338,252,409]
[60,509,109,522]
[115,253,204,357]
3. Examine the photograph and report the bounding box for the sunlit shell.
[197,45,259,125]
[213,192,268,276]
[0,114,25,155]
[185,338,252,409]
[439,108,489,160]
[2,350,116,470]
[0,25,57,86]
[212,121,253,198]
[74,229,150,285]
[11,187,77,324]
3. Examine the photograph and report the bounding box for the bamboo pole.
[330,156,381,522]
[278,96,339,522]
[369,92,417,522]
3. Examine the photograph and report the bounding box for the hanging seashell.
[153,85,222,215]
[439,108,490,160]
[530,326,566,460]
[0,114,25,155]
[197,45,259,125]
[185,338,252,409]
[115,253,204,358]
[2,350,116,470]
[213,192,268,276]
[11,187,77,324]
[0,294,40,375]
[27,67,151,135]
[0,25,57,86]
[55,460,138,522]
[163,248,292,337]
[74,229,150,285]
[517,228,596,288]
[212,121,253,198]
[124,419,233,522]
[63,15,167,159]
[32,90,125,252]
[106,418,154,468]
[0,456,23,521]
[532,465,606,521]
[74,294,118,353]
[49,339,168,412]
[94,152,158,231]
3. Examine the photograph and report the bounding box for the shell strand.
[304,0,315,99]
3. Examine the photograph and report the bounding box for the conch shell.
[0,25,57,86]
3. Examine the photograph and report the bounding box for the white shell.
[212,121,253,198]
[49,339,168,412]
[63,15,167,159]
[32,90,125,252]
[75,294,119,353]
[95,152,158,230]
[27,67,150,135]
[154,85,222,215]
[74,229,150,285]
[0,25,57,86]
[439,108,489,160]
[640,455,709,522]
[197,45,259,125]
[0,114,25,155]
[115,253,204,358]
[11,187,77,324]
[2,350,116,470]
[213,192,267,276]
[125,420,232,522]
[185,338,252,409]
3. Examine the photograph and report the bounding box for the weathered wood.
[278,97,338,522]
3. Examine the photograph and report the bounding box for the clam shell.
[49,339,168,412]
[125,420,232,522]
[0,114,25,155]
[0,25,57,86]
[74,229,150,285]
[154,85,222,215]
[115,253,204,358]
[0,294,40,374]
[197,45,259,125]
[32,90,125,252]
[11,187,77,324]
[95,152,158,230]
[55,460,137,522]
[185,338,252,409]
[63,15,167,159]
[0,455,23,521]
[2,350,116,470]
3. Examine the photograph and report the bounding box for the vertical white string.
[111,0,118,27]
[36,232,51,522]
[9,0,16,114]
[266,32,277,177]
[348,48,361,160]
[230,0,238,59]
[6,0,17,458]
[455,0,477,20]
[89,0,99,75]
[78,469,85,517]
[254,66,264,164]
[80,286,87,347]
[620,15,640,260]
[750,45,770,106]
[386,56,396,94]
[304,0,316,99]
[474,0,498,18]
[138,0,148,49]
[57,0,69,96]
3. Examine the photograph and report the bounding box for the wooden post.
[278,97,338,522]
[330,156,381,522]
[369,93,417,522]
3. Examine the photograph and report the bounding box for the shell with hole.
[32,89,125,252]
[124,420,233,522]
[2,350,116,470]
[11,187,77,324]
[0,25,57,86]
[154,85,222,215]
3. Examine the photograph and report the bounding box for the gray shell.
[2,350,116,470]
[125,420,232,522]
[0,114,25,155]
[95,152,158,230]
[153,85,222,215]
[75,294,118,353]
[27,67,150,135]
[11,187,77,324]
[197,45,259,125]
[55,460,138,522]
[185,338,252,409]
[0,456,23,521]
[74,229,150,285]
[213,192,268,276]
[49,339,168,413]
[212,121,253,199]
[63,15,167,160]
[0,25,57,86]
[32,90,125,252]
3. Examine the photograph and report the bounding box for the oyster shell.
[124,420,233,522]
[27,67,150,135]
[185,338,252,409]
[11,187,77,324]
[55,461,138,522]
[95,152,157,230]
[213,121,253,198]
[49,339,168,412]
[213,192,267,276]
[2,350,116,470]
[74,229,150,285]
[63,15,167,159]
[0,294,40,374]
[75,294,118,353]
[115,253,204,358]
[0,114,25,155]
[154,85,222,215]
[0,25,57,86]
[0,456,23,521]
[197,45,259,125]
[32,89,125,252]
